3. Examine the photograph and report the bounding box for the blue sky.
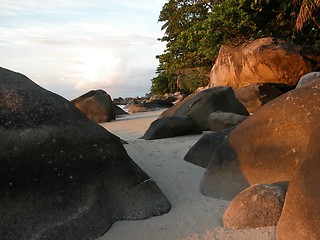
[0,0,167,99]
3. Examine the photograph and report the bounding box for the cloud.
[0,0,167,99]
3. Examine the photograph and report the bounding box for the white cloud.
[0,0,167,98]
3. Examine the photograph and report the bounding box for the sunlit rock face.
[276,131,320,240]
[0,67,171,240]
[209,37,320,89]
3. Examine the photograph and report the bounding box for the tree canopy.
[151,0,320,95]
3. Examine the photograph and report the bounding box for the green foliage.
[295,0,320,31]
[150,0,320,96]
[150,65,177,95]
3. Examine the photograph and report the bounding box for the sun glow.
[76,49,121,83]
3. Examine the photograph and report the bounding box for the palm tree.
[295,0,320,31]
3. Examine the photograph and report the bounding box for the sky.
[0,0,167,100]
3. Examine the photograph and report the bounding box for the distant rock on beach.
[71,89,116,123]
[125,99,173,114]
[0,67,171,240]
[142,116,202,140]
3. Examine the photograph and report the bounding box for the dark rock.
[234,83,286,113]
[209,37,320,89]
[208,112,248,132]
[114,104,128,116]
[142,116,202,140]
[157,94,177,104]
[113,97,127,105]
[71,90,116,123]
[150,99,174,107]
[200,79,320,200]
[0,67,171,240]
[200,141,250,200]
[296,72,320,88]
[184,127,235,168]
[223,184,286,229]
[276,131,320,240]
[159,87,249,131]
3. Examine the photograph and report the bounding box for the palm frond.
[296,0,320,31]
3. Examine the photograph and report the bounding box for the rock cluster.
[142,87,248,140]
[182,38,320,237]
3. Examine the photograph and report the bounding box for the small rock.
[223,184,286,229]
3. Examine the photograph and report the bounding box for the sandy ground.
[98,110,276,240]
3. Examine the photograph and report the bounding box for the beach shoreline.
[98,110,276,240]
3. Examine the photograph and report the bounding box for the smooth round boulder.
[0,67,171,240]
[223,184,286,229]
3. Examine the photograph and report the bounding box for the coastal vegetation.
[151,0,320,95]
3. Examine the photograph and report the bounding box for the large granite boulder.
[200,79,320,200]
[71,89,116,123]
[142,116,202,140]
[223,184,286,229]
[234,83,291,113]
[159,87,249,131]
[184,127,235,168]
[209,37,320,89]
[276,131,320,240]
[0,67,171,240]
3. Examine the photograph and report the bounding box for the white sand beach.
[98,110,276,240]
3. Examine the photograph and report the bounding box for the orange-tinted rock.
[276,131,320,240]
[209,38,320,89]
[223,184,285,229]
